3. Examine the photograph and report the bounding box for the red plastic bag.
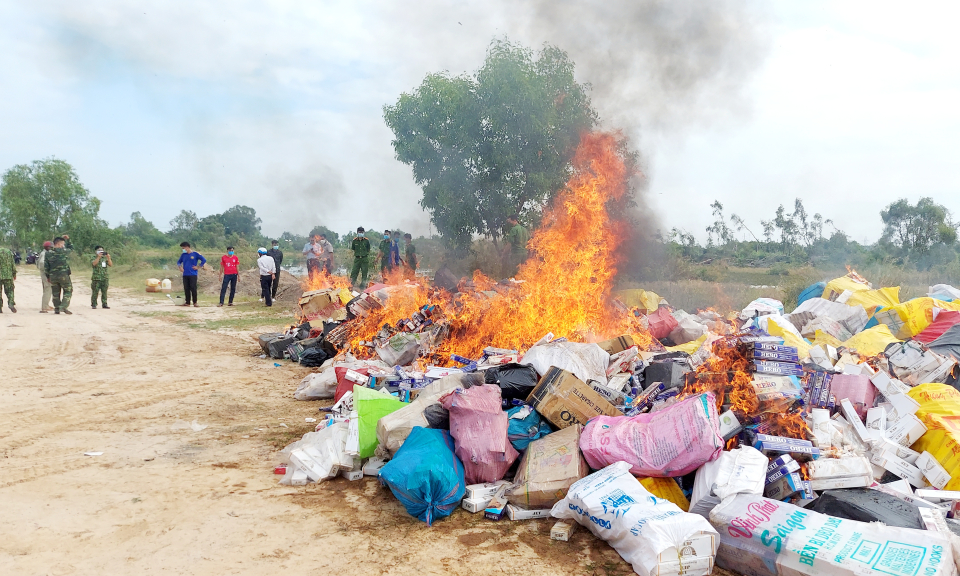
[646,307,679,340]
[439,384,518,484]
[333,367,372,402]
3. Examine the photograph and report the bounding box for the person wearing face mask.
[177,242,206,307]
[266,240,283,299]
[377,230,392,279]
[349,227,371,290]
[219,246,239,307]
[90,246,113,309]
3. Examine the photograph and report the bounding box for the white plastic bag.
[668,309,709,345]
[521,341,610,385]
[710,494,957,576]
[552,461,718,576]
[689,446,767,518]
[294,370,339,400]
[279,422,354,484]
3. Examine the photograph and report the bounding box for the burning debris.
[261,132,960,576]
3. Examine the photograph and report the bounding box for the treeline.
[0,158,423,265]
[662,197,960,273]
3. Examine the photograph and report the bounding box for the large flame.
[305,131,653,362]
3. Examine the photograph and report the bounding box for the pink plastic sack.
[827,374,876,421]
[646,307,679,340]
[580,393,723,477]
[439,384,519,484]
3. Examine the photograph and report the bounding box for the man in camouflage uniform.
[44,235,73,315]
[0,245,16,313]
[91,245,112,309]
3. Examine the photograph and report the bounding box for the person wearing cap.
[36,241,54,312]
[90,245,113,309]
[349,227,371,290]
[256,247,277,307]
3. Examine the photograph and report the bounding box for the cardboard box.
[916,451,951,489]
[526,367,620,430]
[876,439,920,464]
[597,335,636,355]
[462,497,491,513]
[718,410,742,440]
[505,504,552,520]
[765,472,803,499]
[507,425,589,509]
[299,289,344,321]
[550,521,578,541]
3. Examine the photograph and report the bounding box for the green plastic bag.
[354,385,406,458]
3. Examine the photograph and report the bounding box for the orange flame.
[315,131,654,363]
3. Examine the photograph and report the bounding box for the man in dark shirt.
[266,240,283,298]
[403,233,417,280]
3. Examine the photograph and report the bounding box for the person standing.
[0,245,16,313]
[403,233,418,280]
[90,246,113,309]
[390,231,402,269]
[36,241,53,312]
[257,248,276,307]
[349,227,371,289]
[502,215,530,277]
[177,242,206,307]
[266,240,283,298]
[377,230,392,278]
[44,235,73,315]
[318,234,335,275]
[218,246,239,307]
[302,236,322,282]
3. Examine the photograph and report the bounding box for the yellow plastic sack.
[823,275,872,300]
[665,334,707,355]
[844,287,901,314]
[907,383,960,490]
[765,317,811,359]
[811,330,844,349]
[841,325,900,356]
[639,476,690,512]
[874,297,960,339]
[614,289,663,314]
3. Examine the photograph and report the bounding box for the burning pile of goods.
[258,132,960,576]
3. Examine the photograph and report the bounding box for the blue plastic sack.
[379,426,465,526]
[797,281,827,307]
[506,405,553,451]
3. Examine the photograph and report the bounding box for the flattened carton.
[709,494,957,576]
[526,367,620,429]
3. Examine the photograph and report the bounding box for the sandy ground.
[0,269,711,576]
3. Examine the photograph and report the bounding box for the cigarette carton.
[916,451,951,489]
[766,454,795,475]
[886,414,927,447]
[865,407,887,438]
[465,480,512,500]
[462,497,491,513]
[656,532,716,562]
[550,520,578,541]
[752,360,804,377]
[505,504,552,520]
[765,472,803,499]
[766,460,802,484]
[750,349,800,363]
[717,410,743,440]
[653,557,714,576]
[871,450,929,488]
[840,399,871,444]
[484,484,510,521]
[750,342,799,354]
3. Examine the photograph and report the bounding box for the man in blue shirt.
[177,242,207,307]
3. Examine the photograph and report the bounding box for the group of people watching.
[0,235,113,315]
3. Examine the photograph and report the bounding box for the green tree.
[383,38,597,251]
[880,197,957,257]
[0,158,102,248]
[214,205,262,239]
[705,200,733,247]
[124,211,168,247]
[169,210,199,237]
[307,225,340,246]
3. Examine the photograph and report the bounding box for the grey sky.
[1,1,957,244]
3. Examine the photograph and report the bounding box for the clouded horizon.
[2,1,958,245]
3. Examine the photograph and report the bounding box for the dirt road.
[0,270,648,576]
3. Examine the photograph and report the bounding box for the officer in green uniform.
[0,245,16,313]
[349,227,371,289]
[91,245,113,309]
[503,215,530,276]
[377,230,392,278]
[44,235,73,315]
[403,233,417,279]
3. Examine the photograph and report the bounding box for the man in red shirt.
[219,246,240,307]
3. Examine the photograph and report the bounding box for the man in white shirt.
[257,248,277,307]
[302,236,322,281]
[318,234,335,275]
